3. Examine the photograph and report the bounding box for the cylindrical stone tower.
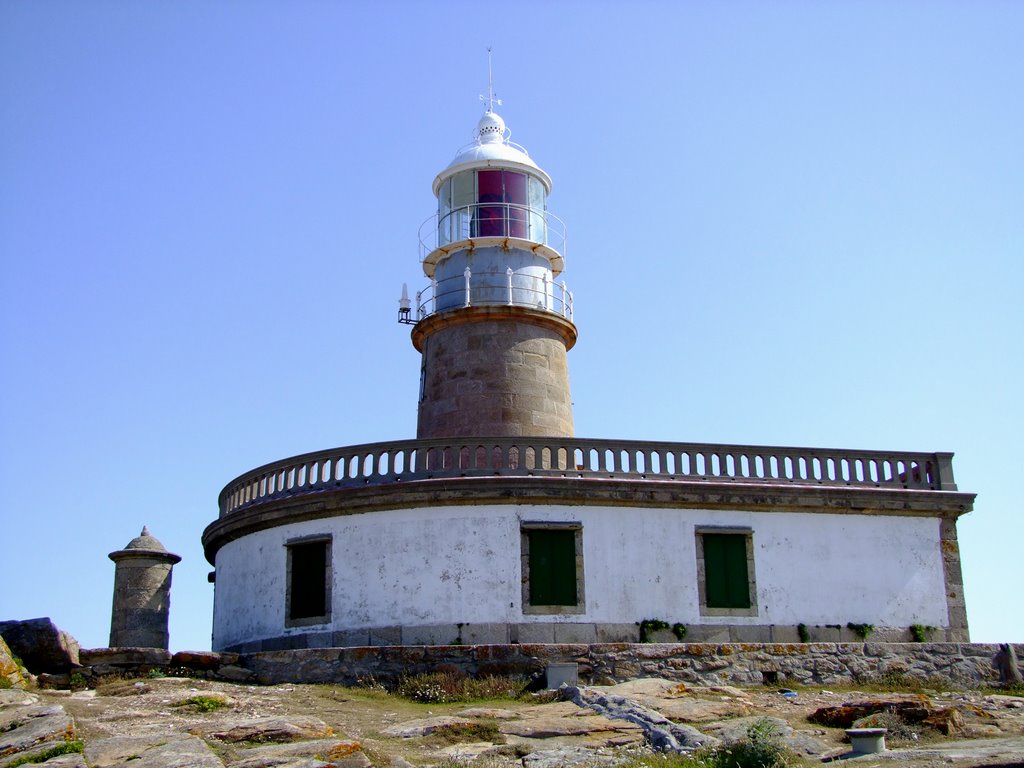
[108,526,181,649]
[410,107,576,438]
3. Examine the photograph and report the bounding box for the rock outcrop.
[0,618,80,674]
[0,636,27,690]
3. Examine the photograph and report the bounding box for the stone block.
[217,664,256,682]
[261,635,305,652]
[690,626,731,643]
[770,625,803,643]
[545,662,578,688]
[515,623,555,643]
[810,626,843,643]
[333,629,370,647]
[461,623,509,645]
[305,632,335,649]
[863,643,896,657]
[402,624,458,646]
[596,624,639,643]
[368,626,401,646]
[647,629,679,643]
[171,651,236,670]
[80,647,171,667]
[871,627,910,643]
[730,625,772,642]
[553,623,597,644]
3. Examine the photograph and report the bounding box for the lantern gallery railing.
[218,437,958,517]
[413,268,574,321]
[419,203,567,261]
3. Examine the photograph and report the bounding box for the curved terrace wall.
[211,503,953,652]
[205,438,974,653]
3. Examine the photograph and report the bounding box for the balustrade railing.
[218,437,957,517]
[414,268,573,321]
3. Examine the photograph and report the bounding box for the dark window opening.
[287,539,330,623]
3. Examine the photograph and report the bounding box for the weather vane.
[479,46,502,113]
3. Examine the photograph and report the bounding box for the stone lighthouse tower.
[407,103,575,438]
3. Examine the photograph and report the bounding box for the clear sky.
[1,1,1021,652]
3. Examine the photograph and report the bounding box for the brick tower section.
[414,306,576,438]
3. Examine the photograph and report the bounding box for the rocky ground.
[1,676,1023,768]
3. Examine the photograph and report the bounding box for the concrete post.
[108,527,181,649]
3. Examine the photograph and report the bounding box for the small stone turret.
[108,526,181,649]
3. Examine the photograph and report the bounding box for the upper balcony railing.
[218,437,958,517]
[411,268,574,322]
[419,203,567,263]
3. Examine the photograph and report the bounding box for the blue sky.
[2,1,1021,652]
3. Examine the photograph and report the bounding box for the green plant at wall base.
[909,624,936,642]
[68,672,87,691]
[638,619,670,643]
[797,624,810,643]
[671,623,687,641]
[847,622,875,640]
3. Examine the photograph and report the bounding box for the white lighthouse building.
[203,98,973,652]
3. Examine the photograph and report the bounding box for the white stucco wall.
[211,504,948,650]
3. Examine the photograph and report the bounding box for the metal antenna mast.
[480,47,502,113]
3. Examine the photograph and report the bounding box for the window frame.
[284,534,332,628]
[521,522,585,615]
[695,527,758,617]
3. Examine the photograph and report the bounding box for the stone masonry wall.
[57,643,1024,690]
[416,312,574,438]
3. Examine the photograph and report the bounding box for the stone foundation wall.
[54,642,1023,690]
[220,622,967,654]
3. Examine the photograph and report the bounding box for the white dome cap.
[432,110,552,196]
[477,111,506,143]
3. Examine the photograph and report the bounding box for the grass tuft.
[172,694,229,713]
[6,740,84,767]
[424,721,505,746]
[96,680,152,697]
[394,671,528,703]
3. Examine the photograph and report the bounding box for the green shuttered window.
[521,524,584,614]
[528,529,578,606]
[702,533,751,609]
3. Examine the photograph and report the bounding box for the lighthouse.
[204,80,973,654]
[405,107,575,439]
